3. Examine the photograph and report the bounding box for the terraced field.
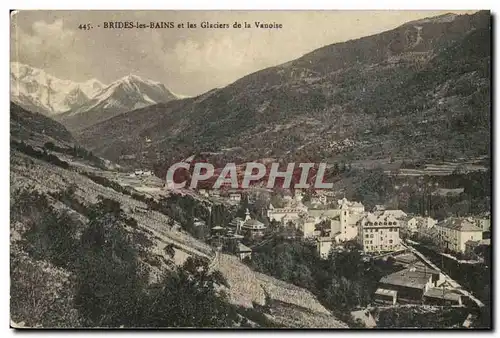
[214,253,347,328]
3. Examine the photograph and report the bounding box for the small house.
[236,243,252,261]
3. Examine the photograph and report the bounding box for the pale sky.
[11,10,477,96]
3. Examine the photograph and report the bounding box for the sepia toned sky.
[11,10,478,96]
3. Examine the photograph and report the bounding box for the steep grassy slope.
[10,105,347,328]
[11,102,75,147]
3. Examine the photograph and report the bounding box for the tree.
[73,198,147,327]
[138,257,236,327]
[354,168,393,209]
[10,253,80,327]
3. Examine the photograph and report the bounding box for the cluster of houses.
[219,188,408,259]
[200,187,489,310]
[206,208,268,261]
[402,212,490,256]
[129,169,153,177]
[204,186,490,263]
[198,188,243,204]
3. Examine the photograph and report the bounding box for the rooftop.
[466,239,491,247]
[308,209,340,219]
[393,253,419,265]
[337,197,364,209]
[375,210,408,219]
[379,268,434,290]
[242,218,266,230]
[408,261,440,275]
[360,212,398,225]
[437,218,482,232]
[237,243,252,253]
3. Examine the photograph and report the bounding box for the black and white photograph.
[9,9,492,329]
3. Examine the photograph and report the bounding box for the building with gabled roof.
[357,212,402,253]
[338,197,365,214]
[236,243,252,261]
[436,217,483,252]
[473,212,491,232]
[375,209,408,220]
[378,267,435,303]
[316,236,335,259]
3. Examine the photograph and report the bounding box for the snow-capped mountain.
[57,74,180,131]
[66,74,178,116]
[11,62,184,131]
[10,62,105,115]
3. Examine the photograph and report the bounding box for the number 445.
[78,23,93,30]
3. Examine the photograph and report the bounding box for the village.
[189,184,490,325]
[108,164,490,327]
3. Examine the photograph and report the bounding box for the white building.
[307,197,365,242]
[236,243,252,260]
[300,216,318,238]
[193,218,206,227]
[228,217,244,234]
[435,218,483,253]
[317,237,335,259]
[209,190,221,198]
[357,213,402,253]
[337,198,365,241]
[229,192,242,203]
[474,213,491,232]
[198,188,209,197]
[338,197,365,214]
[133,169,152,177]
[308,209,341,223]
[267,192,308,225]
[405,216,437,235]
[419,216,437,230]
[310,194,328,206]
[405,217,419,235]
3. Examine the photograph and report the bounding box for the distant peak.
[119,74,147,84]
[115,73,165,87]
[84,78,104,85]
[123,74,141,81]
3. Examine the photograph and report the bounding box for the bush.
[12,140,70,169]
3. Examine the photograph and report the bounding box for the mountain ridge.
[10,62,105,115]
[76,11,490,171]
[11,62,185,131]
[55,72,181,131]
